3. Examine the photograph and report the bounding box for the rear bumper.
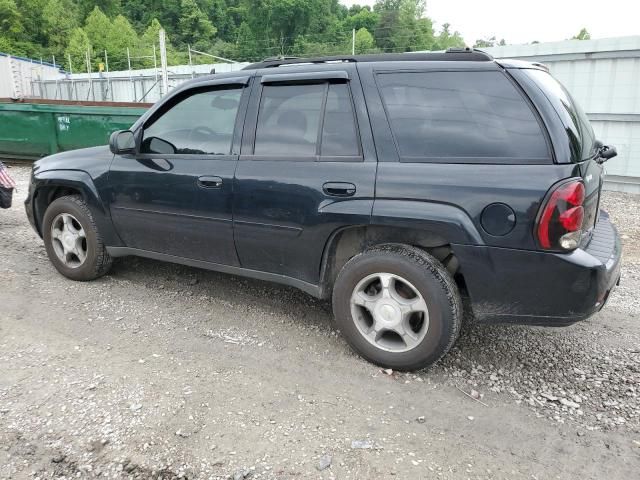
[453,211,622,326]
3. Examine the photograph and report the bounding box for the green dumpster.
[0,99,150,160]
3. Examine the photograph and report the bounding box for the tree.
[138,18,182,66]
[0,0,24,39]
[42,0,79,57]
[234,20,257,61]
[78,0,121,19]
[1,0,501,70]
[373,0,434,52]
[84,7,112,57]
[354,27,375,54]
[107,15,138,68]
[243,0,314,57]
[15,0,48,45]
[65,27,91,71]
[572,28,591,40]
[341,6,379,34]
[432,22,465,50]
[473,36,506,48]
[178,0,217,47]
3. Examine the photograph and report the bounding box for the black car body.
[25,50,622,369]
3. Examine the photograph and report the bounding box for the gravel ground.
[1,164,639,479]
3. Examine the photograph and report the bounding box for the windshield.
[526,69,597,162]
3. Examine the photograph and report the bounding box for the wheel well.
[33,186,83,235]
[320,225,466,298]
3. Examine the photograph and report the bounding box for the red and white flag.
[0,162,17,189]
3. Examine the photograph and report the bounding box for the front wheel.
[332,244,462,371]
[42,195,112,281]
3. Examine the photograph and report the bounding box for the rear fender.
[371,200,484,245]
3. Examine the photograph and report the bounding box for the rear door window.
[321,83,360,156]
[253,82,361,158]
[254,83,324,156]
[377,71,550,163]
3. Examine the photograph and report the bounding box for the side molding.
[107,247,323,298]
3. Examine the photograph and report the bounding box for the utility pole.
[105,49,113,101]
[153,44,158,84]
[127,47,135,102]
[67,53,75,101]
[352,28,356,55]
[159,29,169,97]
[85,49,94,101]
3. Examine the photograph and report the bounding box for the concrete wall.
[484,36,640,193]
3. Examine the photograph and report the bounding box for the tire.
[42,195,112,281]
[332,244,462,371]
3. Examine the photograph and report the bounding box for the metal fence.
[31,63,250,104]
[485,36,640,193]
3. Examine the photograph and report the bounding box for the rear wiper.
[596,144,617,164]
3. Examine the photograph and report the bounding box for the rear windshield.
[525,69,597,163]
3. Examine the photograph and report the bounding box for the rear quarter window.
[377,71,551,163]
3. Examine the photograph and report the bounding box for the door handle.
[197,176,223,189]
[323,182,356,197]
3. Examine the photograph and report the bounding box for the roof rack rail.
[242,49,493,70]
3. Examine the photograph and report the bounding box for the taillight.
[536,180,585,251]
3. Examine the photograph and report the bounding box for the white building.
[0,53,62,98]
[484,36,640,193]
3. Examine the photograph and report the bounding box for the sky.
[339,0,640,45]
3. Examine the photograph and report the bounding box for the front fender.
[31,169,122,246]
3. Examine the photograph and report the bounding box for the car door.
[233,68,377,285]
[108,77,250,265]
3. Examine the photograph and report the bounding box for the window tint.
[526,69,596,162]
[321,83,359,156]
[254,84,324,156]
[142,87,242,155]
[377,71,549,160]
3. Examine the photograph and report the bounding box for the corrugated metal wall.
[32,63,250,104]
[485,36,640,193]
[0,53,62,98]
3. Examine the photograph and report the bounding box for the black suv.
[25,50,622,370]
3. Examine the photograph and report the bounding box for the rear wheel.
[43,195,112,281]
[332,244,462,370]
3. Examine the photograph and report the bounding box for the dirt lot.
[1,164,639,479]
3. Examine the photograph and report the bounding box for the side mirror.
[600,145,617,160]
[109,130,135,155]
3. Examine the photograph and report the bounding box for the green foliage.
[0,0,24,38]
[178,0,216,48]
[473,36,506,48]
[0,0,513,70]
[84,7,112,57]
[108,15,138,68]
[572,28,591,40]
[43,0,79,54]
[354,27,375,54]
[65,27,91,70]
[433,23,465,50]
